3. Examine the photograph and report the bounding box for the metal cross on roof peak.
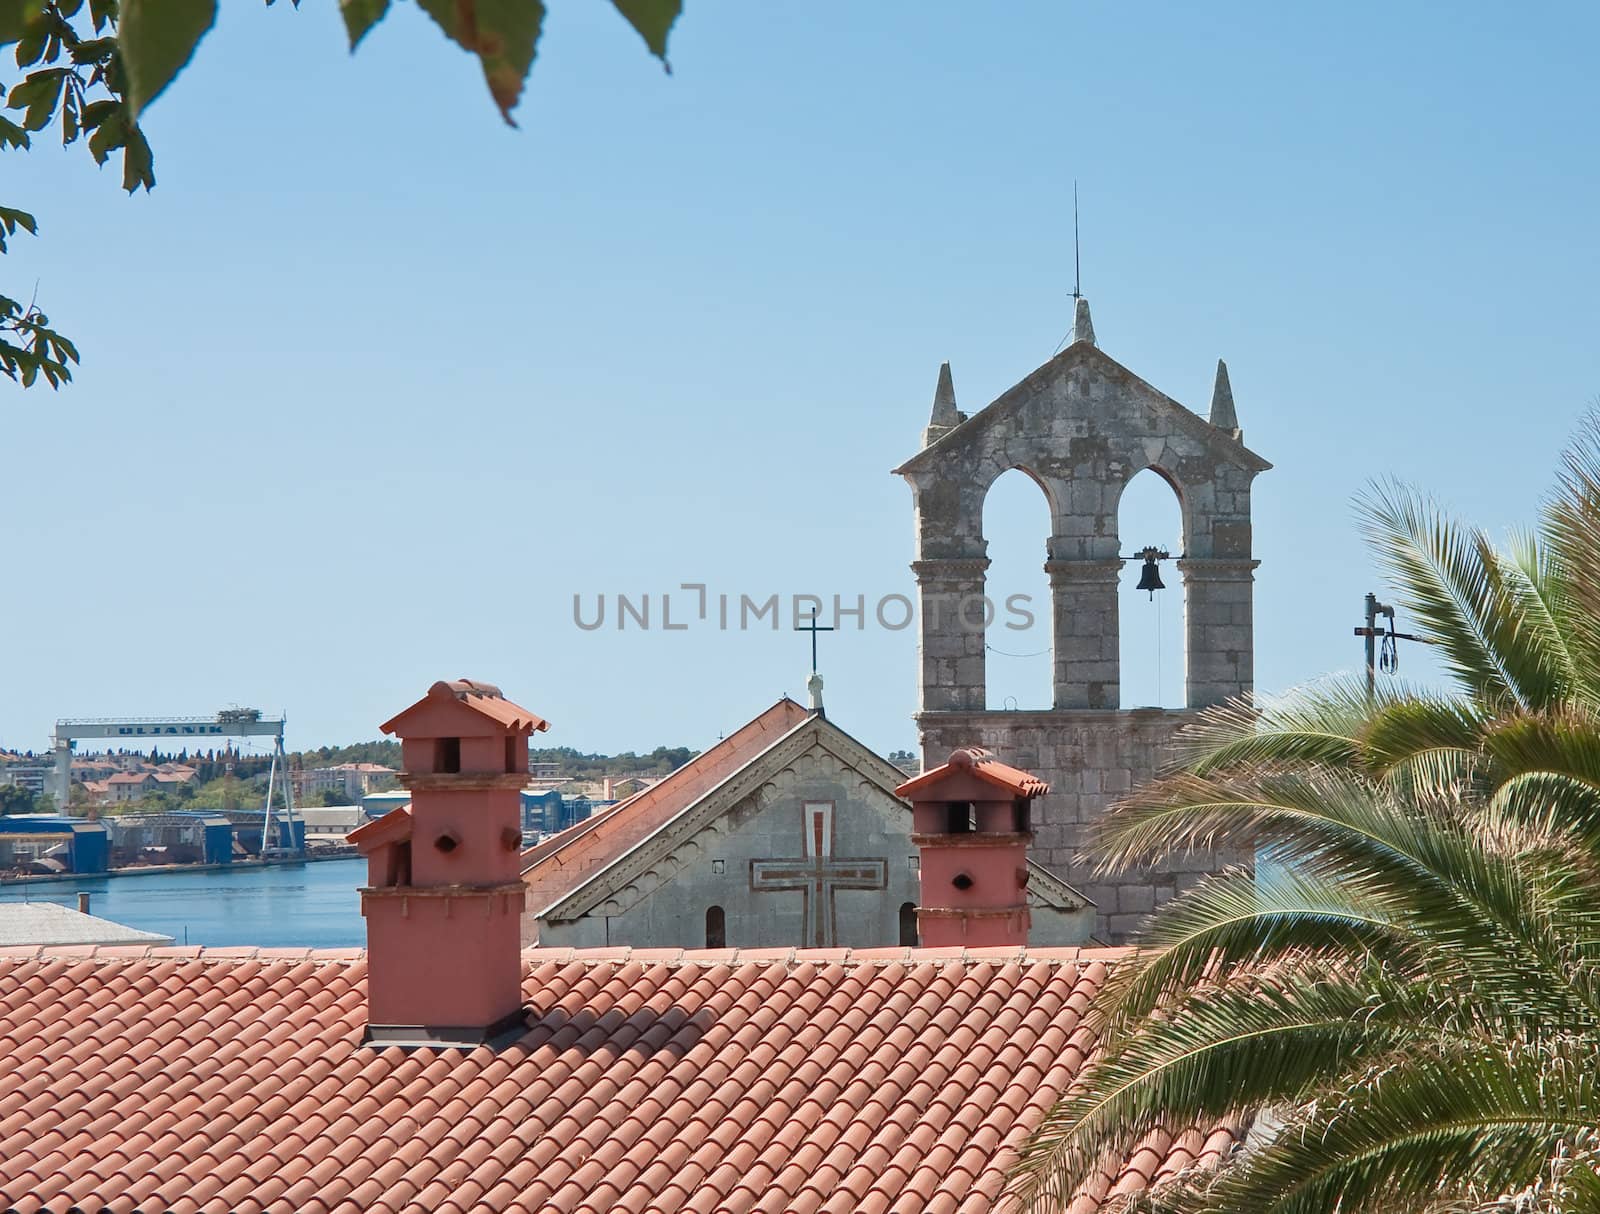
[795,610,834,675]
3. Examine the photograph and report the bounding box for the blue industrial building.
[0,816,110,874]
[221,811,306,855]
[105,813,236,865]
[520,791,610,836]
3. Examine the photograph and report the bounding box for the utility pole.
[1353,592,1431,699]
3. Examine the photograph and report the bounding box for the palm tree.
[1009,420,1600,1214]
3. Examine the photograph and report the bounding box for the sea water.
[0,858,365,948]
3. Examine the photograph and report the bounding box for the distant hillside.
[290,741,403,769]
[287,740,696,779]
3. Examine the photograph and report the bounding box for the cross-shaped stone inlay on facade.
[751,802,888,948]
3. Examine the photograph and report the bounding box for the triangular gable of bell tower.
[894,339,1269,478]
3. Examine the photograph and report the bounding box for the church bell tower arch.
[894,299,1271,939]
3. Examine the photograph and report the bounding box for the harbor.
[0,855,364,948]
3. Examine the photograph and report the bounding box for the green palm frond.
[1502,527,1586,701]
[1361,693,1489,783]
[1182,1035,1600,1214]
[1091,867,1411,1038]
[1175,682,1372,777]
[1104,766,1599,1023]
[1542,416,1600,693]
[1010,967,1435,1213]
[1359,482,1569,712]
[1021,415,1600,1214]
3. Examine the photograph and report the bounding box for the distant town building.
[69,758,121,783]
[360,789,411,820]
[101,768,196,803]
[296,806,364,842]
[0,764,52,795]
[296,763,397,802]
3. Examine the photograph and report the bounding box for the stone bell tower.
[893,298,1271,941]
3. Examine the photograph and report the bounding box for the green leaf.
[87,0,114,35]
[120,118,152,191]
[70,36,116,65]
[117,0,215,119]
[77,96,115,131]
[13,25,45,66]
[0,2,47,49]
[0,113,27,148]
[609,0,679,64]
[85,103,123,162]
[339,0,389,50]
[7,67,65,130]
[0,201,37,251]
[415,0,543,125]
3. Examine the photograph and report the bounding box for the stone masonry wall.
[918,707,1250,943]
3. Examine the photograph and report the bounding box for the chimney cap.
[895,748,1049,800]
[380,678,551,738]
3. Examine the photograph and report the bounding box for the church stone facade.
[895,298,1271,940]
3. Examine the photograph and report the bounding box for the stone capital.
[1176,557,1260,581]
[911,557,991,583]
[1044,557,1124,586]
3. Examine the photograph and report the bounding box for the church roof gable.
[522,698,811,913]
[533,710,903,922]
[530,708,1091,921]
[894,340,1271,477]
[1027,860,1096,912]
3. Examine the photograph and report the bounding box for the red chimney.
[350,679,549,1046]
[894,748,1048,948]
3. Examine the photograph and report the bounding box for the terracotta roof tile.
[895,747,1051,799]
[0,945,1225,1213]
[521,699,811,915]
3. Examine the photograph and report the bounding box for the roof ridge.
[521,697,808,883]
[0,943,1131,966]
[530,705,819,919]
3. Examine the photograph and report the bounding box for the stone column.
[1046,552,1122,709]
[1178,558,1259,708]
[912,555,990,712]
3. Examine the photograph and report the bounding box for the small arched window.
[705,905,726,949]
[899,902,918,948]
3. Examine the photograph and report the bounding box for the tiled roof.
[522,698,810,914]
[896,748,1050,800]
[0,944,1233,1214]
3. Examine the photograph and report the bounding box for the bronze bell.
[1136,557,1165,595]
[1134,547,1168,599]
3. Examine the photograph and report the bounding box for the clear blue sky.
[4,1,1597,760]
